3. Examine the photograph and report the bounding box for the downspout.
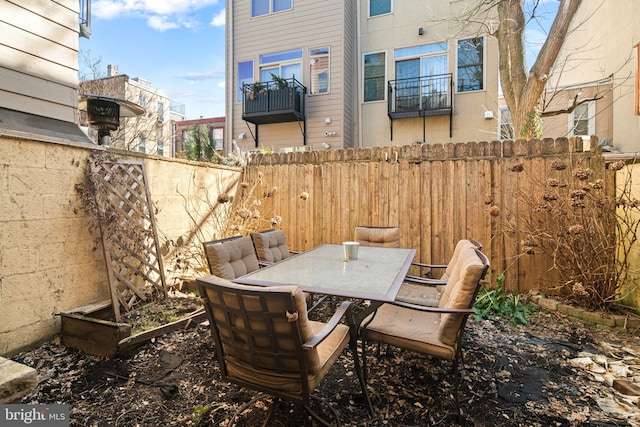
[356,0,363,148]
[225,0,233,156]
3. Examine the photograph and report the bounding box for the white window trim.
[455,36,486,94]
[362,50,388,103]
[368,0,393,18]
[568,100,595,138]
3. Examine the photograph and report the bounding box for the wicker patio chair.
[197,275,373,426]
[250,229,299,266]
[361,245,489,420]
[202,235,260,279]
[354,226,482,306]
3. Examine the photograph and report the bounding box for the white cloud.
[178,71,225,81]
[211,9,225,27]
[93,0,220,31]
[94,0,219,17]
[217,81,225,88]
[147,15,180,31]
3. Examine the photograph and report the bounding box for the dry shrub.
[516,158,640,311]
[167,167,308,283]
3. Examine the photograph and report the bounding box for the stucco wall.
[0,137,240,356]
[618,163,640,310]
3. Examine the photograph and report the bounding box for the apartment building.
[80,67,174,156]
[226,0,500,152]
[174,116,226,156]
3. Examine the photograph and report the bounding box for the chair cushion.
[225,321,349,395]
[251,230,291,263]
[204,236,260,279]
[438,247,486,345]
[395,283,442,306]
[440,239,479,282]
[364,306,456,360]
[354,226,401,248]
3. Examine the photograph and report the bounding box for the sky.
[79,0,557,121]
[79,0,227,120]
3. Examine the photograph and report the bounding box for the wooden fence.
[242,137,610,293]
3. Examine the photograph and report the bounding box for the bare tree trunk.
[496,0,582,138]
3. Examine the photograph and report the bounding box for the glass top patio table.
[233,244,416,302]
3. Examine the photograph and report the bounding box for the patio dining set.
[196,227,489,426]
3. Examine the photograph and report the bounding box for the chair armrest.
[404,275,447,286]
[411,261,447,269]
[391,300,475,314]
[410,261,446,278]
[258,261,273,268]
[302,301,351,349]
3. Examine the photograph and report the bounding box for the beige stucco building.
[225,0,501,152]
[500,0,640,154]
[80,69,175,157]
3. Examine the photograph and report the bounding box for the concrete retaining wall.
[0,137,240,356]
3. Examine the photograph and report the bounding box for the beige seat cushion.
[354,226,401,248]
[395,283,443,306]
[395,239,479,306]
[226,321,349,395]
[364,307,456,360]
[204,236,260,279]
[251,230,291,263]
[437,247,486,345]
[365,245,486,357]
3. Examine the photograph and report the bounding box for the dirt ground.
[13,298,640,427]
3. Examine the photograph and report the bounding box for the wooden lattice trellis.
[90,157,166,322]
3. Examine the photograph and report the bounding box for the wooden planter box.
[60,299,206,357]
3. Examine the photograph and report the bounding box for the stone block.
[537,297,559,311]
[614,314,640,330]
[0,357,37,403]
[581,310,615,327]
[557,303,582,318]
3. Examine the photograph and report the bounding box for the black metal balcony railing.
[387,73,453,119]
[242,77,306,125]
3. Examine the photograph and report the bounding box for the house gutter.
[225,0,233,156]
[356,0,363,148]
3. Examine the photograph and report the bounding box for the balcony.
[387,73,453,139]
[242,77,306,125]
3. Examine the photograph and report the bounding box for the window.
[138,94,148,116]
[238,60,254,101]
[138,136,147,153]
[369,0,391,17]
[394,43,448,109]
[213,128,223,151]
[364,52,386,102]
[79,0,91,38]
[156,101,164,122]
[499,108,514,140]
[252,0,292,17]
[457,37,484,92]
[569,101,595,137]
[260,48,302,83]
[157,138,164,156]
[310,48,329,94]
